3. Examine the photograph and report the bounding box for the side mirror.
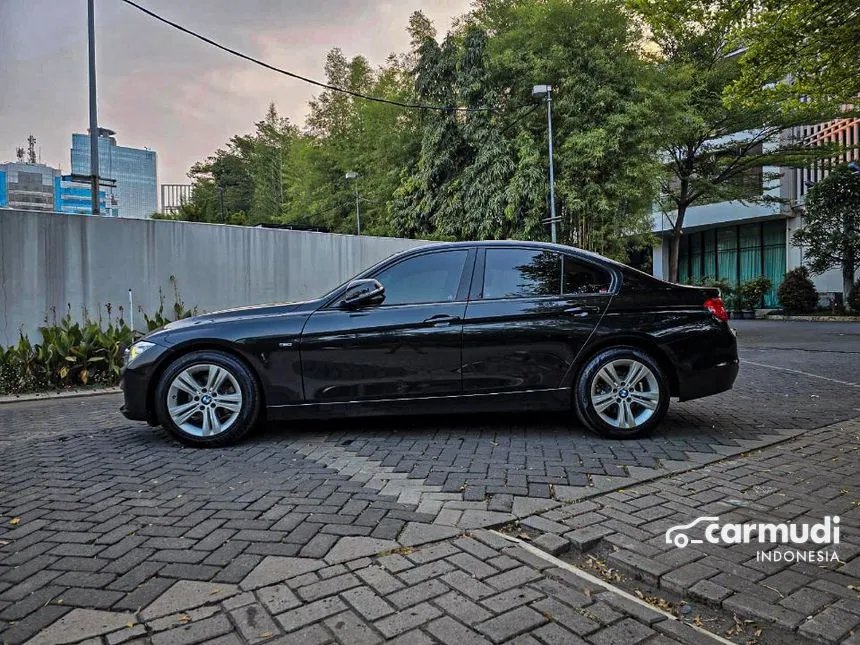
[340,279,385,309]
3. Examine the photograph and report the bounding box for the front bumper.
[120,342,170,424]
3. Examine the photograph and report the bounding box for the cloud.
[0,0,469,189]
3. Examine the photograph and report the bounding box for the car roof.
[407,239,618,266]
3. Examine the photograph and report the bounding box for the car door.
[300,248,475,402]
[461,246,614,394]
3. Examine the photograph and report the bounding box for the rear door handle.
[564,306,600,317]
[423,314,462,325]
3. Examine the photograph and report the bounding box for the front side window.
[482,248,611,299]
[374,250,468,305]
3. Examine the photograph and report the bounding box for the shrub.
[777,267,818,314]
[1,289,198,395]
[142,277,199,332]
[737,276,773,311]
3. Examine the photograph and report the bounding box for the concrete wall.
[0,210,427,346]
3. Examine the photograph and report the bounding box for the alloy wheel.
[589,358,660,430]
[166,363,243,437]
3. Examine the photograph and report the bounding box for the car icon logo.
[665,517,720,548]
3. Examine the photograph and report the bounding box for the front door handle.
[423,314,462,325]
[564,306,600,317]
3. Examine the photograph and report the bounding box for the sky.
[0,0,470,189]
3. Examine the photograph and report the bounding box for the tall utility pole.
[546,88,557,244]
[532,84,557,243]
[87,0,100,215]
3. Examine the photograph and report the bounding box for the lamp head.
[531,84,552,99]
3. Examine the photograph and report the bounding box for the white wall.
[0,210,427,346]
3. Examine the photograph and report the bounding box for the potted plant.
[737,276,773,319]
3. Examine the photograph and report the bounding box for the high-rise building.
[0,162,59,211]
[53,175,113,216]
[71,129,157,219]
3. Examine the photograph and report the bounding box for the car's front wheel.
[154,350,260,447]
[574,347,669,439]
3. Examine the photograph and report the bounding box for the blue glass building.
[71,130,157,219]
[53,176,109,215]
[0,170,7,207]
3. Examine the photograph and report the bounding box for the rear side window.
[482,248,610,299]
[562,256,612,294]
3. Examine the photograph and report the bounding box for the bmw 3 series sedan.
[121,241,738,446]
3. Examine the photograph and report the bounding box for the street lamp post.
[532,84,557,243]
[87,0,100,215]
[345,171,360,235]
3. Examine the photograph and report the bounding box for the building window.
[676,221,786,307]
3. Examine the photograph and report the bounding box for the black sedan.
[121,241,738,446]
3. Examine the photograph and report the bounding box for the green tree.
[630,0,838,282]
[393,0,660,260]
[249,103,296,224]
[280,48,418,234]
[177,105,297,225]
[726,0,860,111]
[186,139,253,222]
[792,165,860,311]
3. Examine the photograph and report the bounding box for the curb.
[0,386,122,405]
[763,315,860,322]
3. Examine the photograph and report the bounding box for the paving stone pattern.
[520,419,860,645]
[1,528,729,645]
[1,333,859,644]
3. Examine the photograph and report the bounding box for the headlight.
[126,341,156,364]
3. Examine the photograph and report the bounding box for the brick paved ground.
[516,419,860,645]
[0,526,739,645]
[0,320,858,644]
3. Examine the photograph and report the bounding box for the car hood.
[155,299,322,333]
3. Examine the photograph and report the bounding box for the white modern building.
[651,117,860,307]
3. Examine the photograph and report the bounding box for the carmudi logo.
[665,515,842,563]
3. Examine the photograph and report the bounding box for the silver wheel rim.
[167,364,243,437]
[589,358,660,430]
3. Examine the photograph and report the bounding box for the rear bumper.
[677,359,739,401]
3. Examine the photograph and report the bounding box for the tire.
[574,346,669,439]
[154,350,260,447]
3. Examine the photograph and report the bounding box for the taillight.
[704,297,728,322]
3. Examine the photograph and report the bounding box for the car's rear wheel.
[154,350,260,447]
[574,347,669,439]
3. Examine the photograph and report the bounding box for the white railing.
[790,116,860,205]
